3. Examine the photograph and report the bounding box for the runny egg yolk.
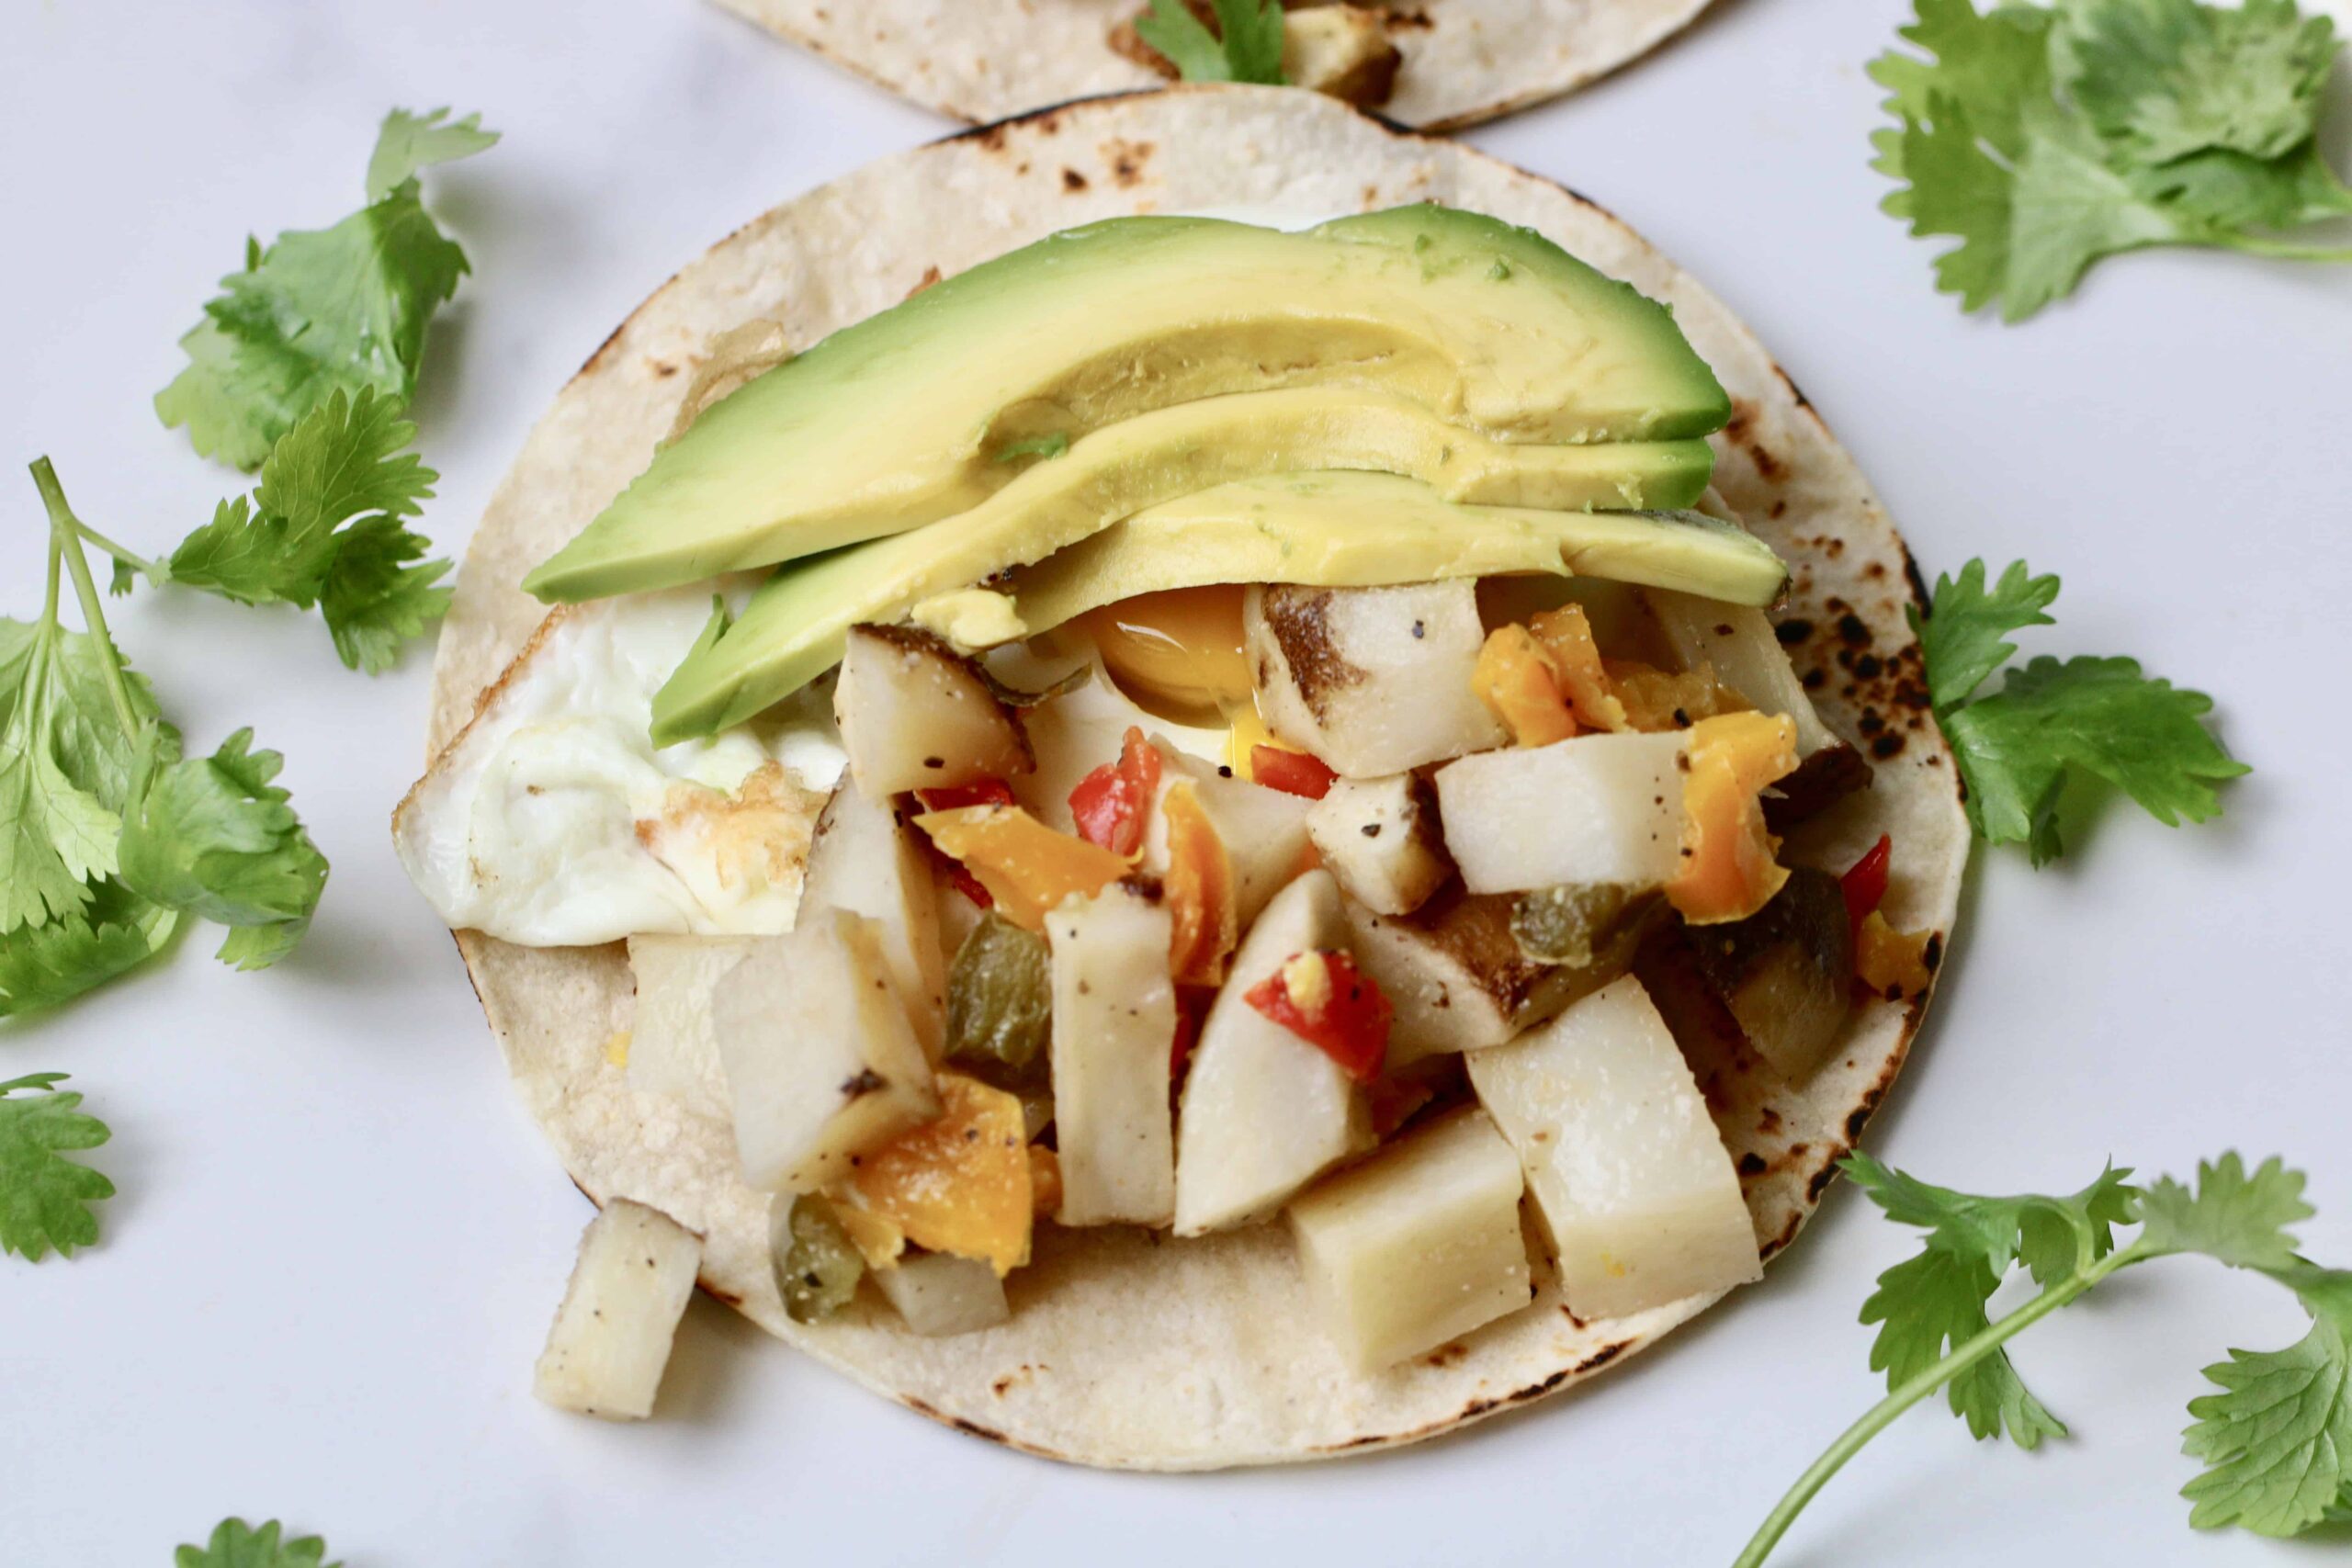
[1078,585,1256,729]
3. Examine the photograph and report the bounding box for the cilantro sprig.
[107,108,495,671]
[87,387,453,672]
[0,1073,113,1260]
[1736,1152,2352,1563]
[1,459,329,1021]
[157,107,496,468]
[1871,0,2352,320]
[1135,0,1288,85]
[175,1517,340,1568]
[1914,558,2245,863]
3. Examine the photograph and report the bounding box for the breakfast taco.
[709,0,1716,131]
[394,85,1964,1469]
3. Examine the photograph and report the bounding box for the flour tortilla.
[709,0,1716,131]
[422,85,1965,1470]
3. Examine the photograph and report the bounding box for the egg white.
[395,583,846,945]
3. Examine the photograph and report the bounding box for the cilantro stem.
[61,516,161,581]
[2203,235,2352,264]
[29,457,140,738]
[1732,1246,2142,1568]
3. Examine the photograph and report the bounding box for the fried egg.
[394,584,846,945]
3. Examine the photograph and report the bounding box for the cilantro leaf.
[1943,655,2247,862]
[130,389,452,671]
[1909,559,2059,711]
[1847,1154,2135,1446]
[0,1073,114,1261]
[156,108,493,469]
[316,513,454,675]
[1914,558,2245,863]
[0,881,177,1018]
[0,614,169,932]
[117,728,328,968]
[2139,1153,2313,1269]
[1871,0,2352,321]
[163,388,438,606]
[365,107,500,202]
[1135,0,1287,85]
[175,1518,338,1568]
[2140,142,2352,231]
[2181,1261,2352,1537]
[2062,0,2338,165]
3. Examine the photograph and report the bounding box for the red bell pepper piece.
[1839,834,1893,945]
[1250,744,1337,800]
[1069,728,1163,856]
[916,778,1016,812]
[1243,950,1393,1083]
[943,862,995,909]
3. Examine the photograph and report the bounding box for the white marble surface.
[5,2,2350,1563]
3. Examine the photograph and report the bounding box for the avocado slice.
[911,473,1789,647]
[648,389,1713,744]
[526,205,1730,604]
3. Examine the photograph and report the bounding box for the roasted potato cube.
[1466,976,1761,1319]
[712,909,941,1193]
[1174,869,1371,1235]
[533,1199,704,1421]
[1282,4,1402,107]
[1048,883,1178,1227]
[834,624,1033,795]
[870,1251,1011,1337]
[1287,1107,1532,1371]
[1143,748,1314,927]
[801,779,947,1058]
[624,933,755,1121]
[1306,772,1452,916]
[1433,731,1689,894]
[1342,882,1650,1065]
[1246,581,1505,777]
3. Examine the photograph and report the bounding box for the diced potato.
[1286,1108,1532,1371]
[1306,773,1453,916]
[1343,883,1652,1066]
[1173,870,1371,1235]
[801,780,947,1058]
[1246,581,1505,777]
[533,1199,704,1421]
[1281,3,1403,107]
[1645,590,1835,756]
[850,1072,1035,1276]
[712,909,941,1193]
[624,933,755,1120]
[1433,731,1688,894]
[1465,976,1761,1319]
[1047,883,1178,1227]
[1142,748,1314,927]
[870,1252,1011,1337]
[834,624,1033,795]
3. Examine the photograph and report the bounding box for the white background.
[5,1,2350,1563]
